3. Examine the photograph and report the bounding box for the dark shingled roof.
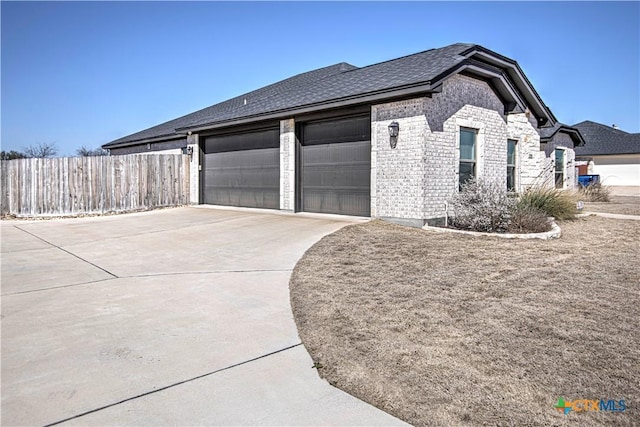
[539,122,585,147]
[105,61,359,146]
[573,121,640,156]
[174,43,473,131]
[104,43,554,148]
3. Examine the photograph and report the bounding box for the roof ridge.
[575,120,632,135]
[236,61,358,97]
[338,42,475,75]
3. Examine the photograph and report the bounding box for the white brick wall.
[424,76,508,220]
[371,98,429,220]
[372,75,514,223]
[187,133,200,205]
[506,112,548,190]
[565,147,577,189]
[279,118,295,211]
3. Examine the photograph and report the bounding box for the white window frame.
[455,119,484,191]
[458,127,477,190]
[555,147,567,189]
[507,139,518,191]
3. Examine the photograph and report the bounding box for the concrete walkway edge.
[578,211,640,220]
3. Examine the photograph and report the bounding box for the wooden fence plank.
[0,154,189,217]
[0,161,8,215]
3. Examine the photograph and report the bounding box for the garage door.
[203,128,280,209]
[300,115,371,216]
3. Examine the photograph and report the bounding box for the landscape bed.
[290,216,639,426]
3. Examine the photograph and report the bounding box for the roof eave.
[540,126,586,147]
[432,60,530,117]
[102,133,188,149]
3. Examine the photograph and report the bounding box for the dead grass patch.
[290,217,639,426]
[583,196,640,216]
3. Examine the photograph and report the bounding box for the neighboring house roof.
[539,122,585,147]
[573,120,640,156]
[104,43,557,149]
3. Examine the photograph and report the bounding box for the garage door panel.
[302,140,371,217]
[204,129,280,153]
[303,115,370,146]
[302,163,370,188]
[302,189,370,217]
[204,187,279,209]
[203,130,280,210]
[205,150,279,186]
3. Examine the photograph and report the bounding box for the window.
[459,128,476,190]
[507,139,517,191]
[555,149,564,189]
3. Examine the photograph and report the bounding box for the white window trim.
[507,139,519,192]
[555,146,569,189]
[455,119,484,189]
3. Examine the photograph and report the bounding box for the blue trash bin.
[578,175,600,187]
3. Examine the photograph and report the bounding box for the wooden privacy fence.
[0,155,190,217]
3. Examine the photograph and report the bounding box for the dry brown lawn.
[290,216,639,426]
[584,196,640,216]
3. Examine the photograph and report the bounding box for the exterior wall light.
[388,121,399,149]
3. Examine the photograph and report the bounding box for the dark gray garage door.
[203,128,280,209]
[300,115,371,216]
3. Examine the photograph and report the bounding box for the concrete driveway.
[1,207,405,426]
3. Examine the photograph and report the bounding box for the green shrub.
[518,187,577,220]
[579,182,611,202]
[508,204,551,233]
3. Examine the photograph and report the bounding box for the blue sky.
[2,1,638,156]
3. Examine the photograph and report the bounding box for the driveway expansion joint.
[1,278,117,297]
[42,343,303,427]
[14,225,119,279]
[123,269,293,278]
[0,270,293,296]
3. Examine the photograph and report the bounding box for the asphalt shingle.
[573,121,640,156]
[177,43,472,130]
[106,61,358,146]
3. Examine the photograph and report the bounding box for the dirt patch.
[290,217,639,426]
[583,195,640,216]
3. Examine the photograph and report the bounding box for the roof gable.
[539,122,585,147]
